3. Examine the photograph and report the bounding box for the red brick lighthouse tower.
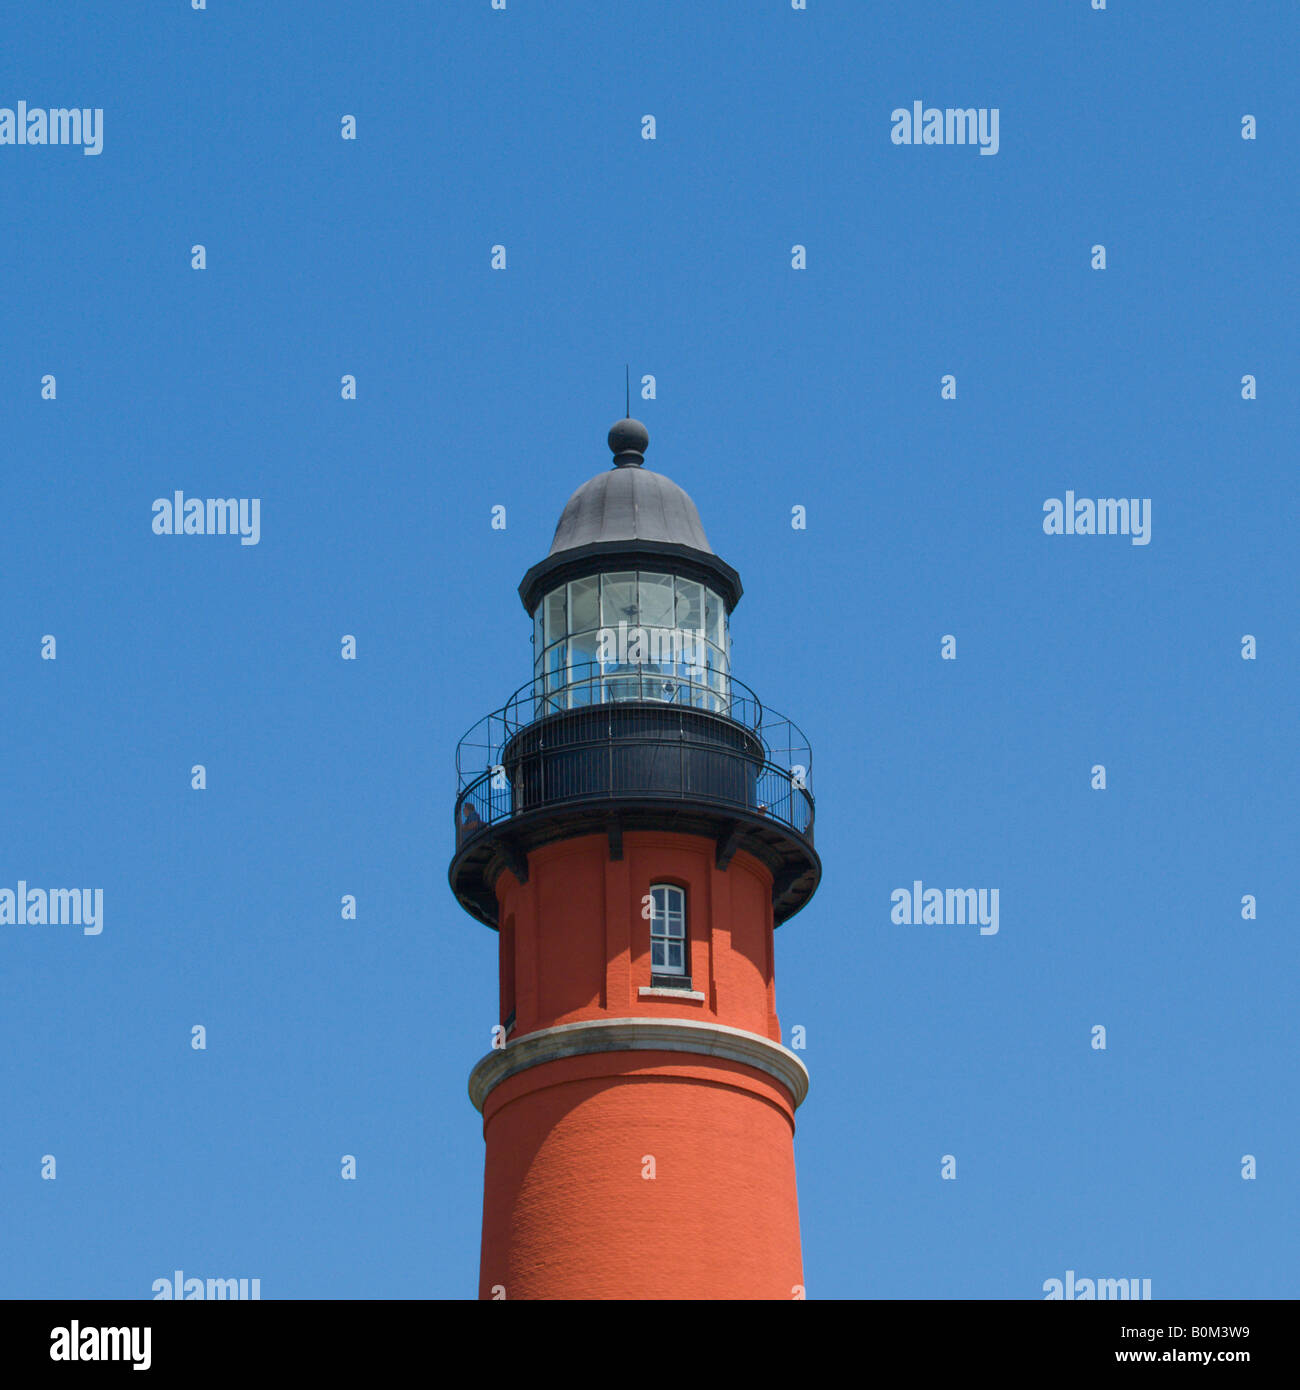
[450,418,820,1300]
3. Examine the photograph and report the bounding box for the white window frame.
[649,884,687,976]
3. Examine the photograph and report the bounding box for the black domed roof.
[517,419,742,615]
[548,464,713,556]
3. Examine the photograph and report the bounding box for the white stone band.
[468,1016,810,1112]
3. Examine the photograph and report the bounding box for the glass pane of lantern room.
[568,629,598,703]
[674,578,702,632]
[638,572,675,631]
[712,650,730,712]
[601,573,637,628]
[545,640,566,687]
[544,589,566,647]
[704,643,723,713]
[705,588,725,647]
[568,576,599,634]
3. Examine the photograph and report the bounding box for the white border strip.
[468,1016,810,1112]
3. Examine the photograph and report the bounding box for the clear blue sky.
[2,1,1295,1299]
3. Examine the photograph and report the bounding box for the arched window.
[649,884,688,981]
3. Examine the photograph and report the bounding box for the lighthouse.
[450,417,821,1300]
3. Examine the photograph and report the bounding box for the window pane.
[705,589,725,646]
[569,629,598,689]
[713,663,730,713]
[652,943,664,967]
[606,669,640,701]
[601,573,637,627]
[704,648,726,711]
[565,646,594,707]
[568,576,599,633]
[544,589,566,646]
[638,572,675,630]
[645,626,678,677]
[545,642,566,694]
[681,637,706,705]
[667,943,683,970]
[675,579,702,632]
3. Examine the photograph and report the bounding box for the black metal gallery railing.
[455,662,812,791]
[453,694,815,850]
[454,737,813,845]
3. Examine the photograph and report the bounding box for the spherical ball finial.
[608,417,649,466]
